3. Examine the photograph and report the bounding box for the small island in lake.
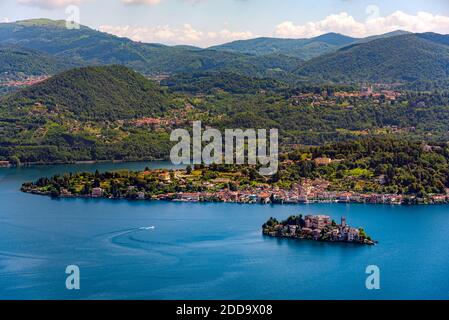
[262,215,376,245]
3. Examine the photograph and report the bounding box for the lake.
[1,162,449,299]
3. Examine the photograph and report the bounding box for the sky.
[1,0,449,47]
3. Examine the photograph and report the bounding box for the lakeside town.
[68,182,449,205]
[20,164,449,205]
[262,215,376,245]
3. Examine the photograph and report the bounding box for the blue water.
[1,162,449,300]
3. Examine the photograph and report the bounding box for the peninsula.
[20,157,449,205]
[262,215,376,245]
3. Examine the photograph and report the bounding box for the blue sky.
[2,0,449,46]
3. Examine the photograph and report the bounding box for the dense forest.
[162,72,289,94]
[0,45,78,77]
[3,65,449,164]
[2,20,449,86]
[1,65,169,120]
[2,20,449,165]
[0,19,301,79]
[297,33,449,83]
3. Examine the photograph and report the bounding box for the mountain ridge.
[2,19,449,86]
[0,19,303,78]
[296,33,449,83]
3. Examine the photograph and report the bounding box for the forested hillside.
[297,34,449,83]
[1,65,169,120]
[0,19,302,78]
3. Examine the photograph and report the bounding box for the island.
[262,215,376,245]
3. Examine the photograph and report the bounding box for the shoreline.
[19,164,449,206]
[21,189,449,206]
[0,158,168,168]
[262,232,377,245]
[262,215,376,245]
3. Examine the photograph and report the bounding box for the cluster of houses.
[132,104,197,128]
[0,160,11,167]
[263,215,375,245]
[70,175,449,205]
[86,187,446,206]
[158,189,448,205]
[0,75,48,88]
[290,86,402,107]
[132,117,183,127]
[46,164,449,205]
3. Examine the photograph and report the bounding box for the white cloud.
[17,0,85,9]
[0,17,10,23]
[121,0,162,5]
[275,12,364,38]
[101,10,449,47]
[98,24,255,47]
[275,11,449,38]
[366,11,449,35]
[121,0,208,5]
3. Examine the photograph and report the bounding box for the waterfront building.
[337,193,351,202]
[341,216,346,228]
[305,215,331,229]
[0,161,11,167]
[312,229,322,240]
[347,228,360,242]
[91,187,103,198]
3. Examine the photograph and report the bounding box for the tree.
[82,184,92,195]
[93,178,101,188]
[9,156,21,167]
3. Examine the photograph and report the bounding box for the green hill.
[162,71,290,94]
[296,33,449,83]
[3,20,449,87]
[0,65,173,163]
[0,45,78,76]
[0,19,302,78]
[1,65,169,120]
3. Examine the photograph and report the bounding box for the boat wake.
[139,226,155,230]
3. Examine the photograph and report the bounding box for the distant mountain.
[1,65,168,120]
[310,32,357,46]
[2,19,449,87]
[296,33,449,83]
[208,31,418,61]
[208,33,357,60]
[0,19,302,78]
[355,30,411,43]
[0,45,78,76]
[415,32,449,47]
